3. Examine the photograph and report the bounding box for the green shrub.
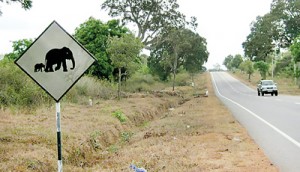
[112,110,127,123]
[66,76,117,103]
[0,59,118,109]
[175,71,190,86]
[120,131,133,142]
[0,59,51,109]
[125,73,166,92]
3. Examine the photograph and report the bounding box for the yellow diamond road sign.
[15,21,95,102]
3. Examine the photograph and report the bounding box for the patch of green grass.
[120,131,134,142]
[107,144,119,153]
[112,110,127,123]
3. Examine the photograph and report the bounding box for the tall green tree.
[290,35,300,86]
[274,51,293,76]
[223,55,234,70]
[106,34,143,99]
[148,48,171,81]
[148,28,208,90]
[4,38,33,61]
[231,54,244,69]
[242,14,275,62]
[0,0,32,15]
[290,35,300,62]
[254,61,269,79]
[270,0,300,47]
[74,17,129,79]
[150,28,186,90]
[183,31,208,81]
[101,0,197,48]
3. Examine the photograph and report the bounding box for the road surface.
[210,72,300,172]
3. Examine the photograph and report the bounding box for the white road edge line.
[211,72,300,149]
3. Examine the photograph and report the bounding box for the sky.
[0,0,273,68]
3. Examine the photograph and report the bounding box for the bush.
[0,59,117,109]
[175,71,190,86]
[0,59,51,109]
[125,73,166,92]
[65,76,117,103]
[112,110,127,123]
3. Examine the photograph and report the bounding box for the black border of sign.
[14,20,96,102]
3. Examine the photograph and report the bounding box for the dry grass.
[0,72,278,171]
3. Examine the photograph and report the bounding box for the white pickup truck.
[257,80,278,96]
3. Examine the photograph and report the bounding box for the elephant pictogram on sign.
[41,47,75,72]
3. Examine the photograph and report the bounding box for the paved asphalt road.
[210,72,300,172]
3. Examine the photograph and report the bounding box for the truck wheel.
[271,93,274,96]
[258,91,260,96]
[262,92,264,96]
[275,92,278,96]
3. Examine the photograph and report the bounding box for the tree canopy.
[4,38,33,61]
[290,35,300,62]
[270,0,300,47]
[254,61,269,79]
[107,34,143,98]
[223,54,243,70]
[148,27,208,88]
[74,17,129,79]
[243,0,300,62]
[101,0,197,48]
[242,14,275,62]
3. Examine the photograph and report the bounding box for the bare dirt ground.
[0,72,278,171]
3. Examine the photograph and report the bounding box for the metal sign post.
[56,102,62,172]
[15,21,96,172]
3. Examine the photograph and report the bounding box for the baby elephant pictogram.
[44,47,75,72]
[34,63,45,72]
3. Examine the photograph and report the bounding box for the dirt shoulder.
[93,72,278,171]
[0,72,278,171]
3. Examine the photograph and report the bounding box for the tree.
[274,51,293,76]
[182,31,208,82]
[231,54,244,70]
[242,14,275,62]
[106,34,143,99]
[4,38,33,61]
[74,17,129,79]
[101,0,197,48]
[148,28,208,90]
[290,35,300,86]
[239,60,254,81]
[152,28,188,90]
[270,0,300,47]
[290,35,300,62]
[148,49,171,81]
[0,0,32,15]
[223,55,234,70]
[254,61,269,79]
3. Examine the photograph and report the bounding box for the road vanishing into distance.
[210,72,300,172]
